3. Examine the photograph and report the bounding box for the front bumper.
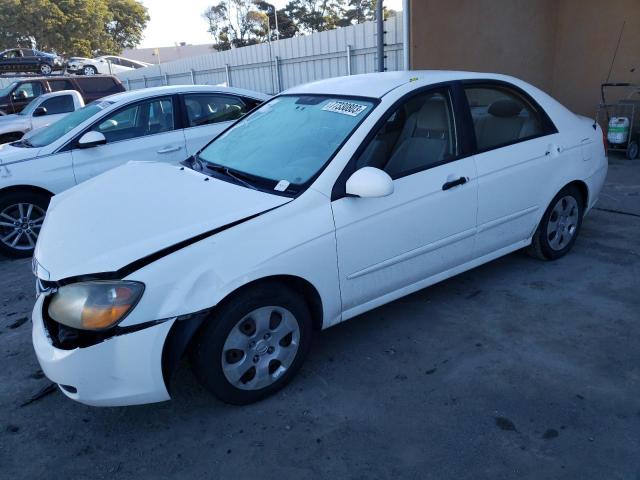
[31,294,175,406]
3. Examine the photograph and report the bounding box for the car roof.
[284,70,529,99]
[103,85,271,103]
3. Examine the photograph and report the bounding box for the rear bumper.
[31,294,174,406]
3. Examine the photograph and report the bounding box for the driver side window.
[355,89,457,179]
[92,97,175,143]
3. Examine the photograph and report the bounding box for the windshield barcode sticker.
[322,101,368,117]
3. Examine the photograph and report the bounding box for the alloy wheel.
[546,195,579,251]
[0,203,46,251]
[221,306,301,391]
[40,64,52,75]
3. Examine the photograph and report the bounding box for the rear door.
[181,93,262,156]
[463,82,560,257]
[72,95,186,183]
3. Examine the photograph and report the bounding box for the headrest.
[415,99,449,131]
[488,99,522,118]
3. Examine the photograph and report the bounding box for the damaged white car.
[31,71,607,406]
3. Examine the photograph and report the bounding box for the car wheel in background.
[527,185,584,261]
[190,282,313,405]
[83,66,97,76]
[0,132,23,144]
[0,190,50,258]
[39,64,52,75]
[627,141,639,160]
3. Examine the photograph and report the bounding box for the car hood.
[0,142,39,164]
[34,161,292,281]
[0,114,29,134]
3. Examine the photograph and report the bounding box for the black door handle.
[442,176,467,191]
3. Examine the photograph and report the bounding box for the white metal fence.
[118,16,404,94]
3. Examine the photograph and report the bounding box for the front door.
[332,87,478,316]
[72,95,186,183]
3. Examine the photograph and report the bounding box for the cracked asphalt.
[0,155,639,479]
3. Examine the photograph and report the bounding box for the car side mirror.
[33,106,47,117]
[77,131,106,148]
[345,167,394,198]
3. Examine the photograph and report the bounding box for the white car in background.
[67,56,151,76]
[30,71,608,407]
[0,84,269,257]
[0,90,84,144]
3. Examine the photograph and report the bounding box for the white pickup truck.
[0,90,84,144]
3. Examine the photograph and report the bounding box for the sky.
[139,0,403,48]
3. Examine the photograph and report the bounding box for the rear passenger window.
[355,89,457,179]
[183,94,248,127]
[48,80,74,92]
[464,86,544,151]
[40,95,74,114]
[75,77,122,95]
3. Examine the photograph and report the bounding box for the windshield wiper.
[14,138,33,148]
[205,163,259,191]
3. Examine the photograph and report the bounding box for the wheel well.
[0,185,54,200]
[215,275,324,331]
[564,180,589,210]
[161,275,325,391]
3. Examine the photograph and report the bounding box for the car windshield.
[0,82,18,97]
[198,95,375,191]
[26,101,113,148]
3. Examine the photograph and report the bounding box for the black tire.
[0,190,51,258]
[627,141,639,160]
[190,282,313,405]
[526,185,584,261]
[0,132,23,144]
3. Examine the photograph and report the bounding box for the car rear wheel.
[83,66,97,76]
[190,282,313,405]
[39,64,52,75]
[627,141,639,160]
[527,185,584,261]
[0,190,50,258]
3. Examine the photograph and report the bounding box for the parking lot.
[0,154,638,479]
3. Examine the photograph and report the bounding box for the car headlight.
[48,281,144,331]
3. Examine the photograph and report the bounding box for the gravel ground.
[0,155,638,480]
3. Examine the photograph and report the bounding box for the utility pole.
[376,0,384,72]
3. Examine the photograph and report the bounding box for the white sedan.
[0,84,269,257]
[67,55,151,76]
[31,71,607,406]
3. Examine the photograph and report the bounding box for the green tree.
[0,0,148,56]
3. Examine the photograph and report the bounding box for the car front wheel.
[39,63,52,75]
[190,282,313,405]
[527,185,584,261]
[83,66,97,76]
[0,190,50,258]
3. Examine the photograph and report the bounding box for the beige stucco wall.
[409,0,640,117]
